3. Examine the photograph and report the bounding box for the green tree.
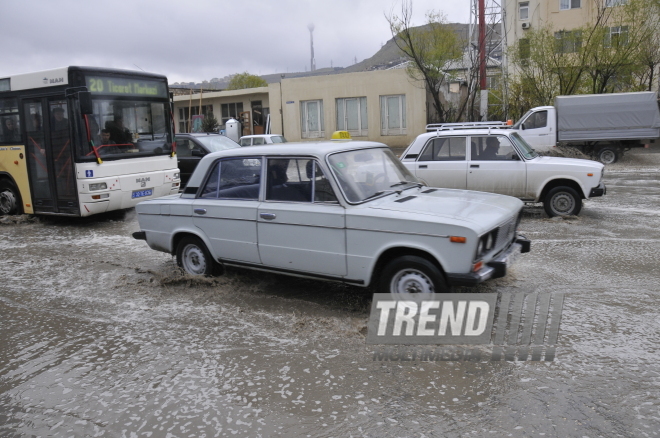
[385,1,464,123]
[226,72,268,90]
[202,112,219,133]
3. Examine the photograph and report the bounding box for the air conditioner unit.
[522,22,531,29]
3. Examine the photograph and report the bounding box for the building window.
[605,26,629,47]
[519,2,529,20]
[178,105,213,132]
[221,102,244,126]
[560,0,581,10]
[555,30,582,53]
[380,95,406,136]
[605,0,627,6]
[301,100,324,139]
[519,38,531,59]
[336,97,368,137]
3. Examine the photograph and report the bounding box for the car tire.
[543,186,582,217]
[0,180,22,216]
[176,236,215,276]
[380,255,448,294]
[596,147,618,165]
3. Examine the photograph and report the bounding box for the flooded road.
[1,150,659,437]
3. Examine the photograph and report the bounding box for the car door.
[518,110,553,149]
[192,157,262,263]
[257,158,347,276]
[176,136,204,185]
[467,135,527,198]
[413,136,468,189]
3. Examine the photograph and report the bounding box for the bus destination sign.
[85,76,167,98]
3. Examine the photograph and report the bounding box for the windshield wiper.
[362,190,392,201]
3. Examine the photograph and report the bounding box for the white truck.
[513,92,660,164]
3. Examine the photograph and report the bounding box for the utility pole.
[308,23,316,72]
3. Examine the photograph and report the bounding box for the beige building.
[505,0,632,50]
[173,68,427,148]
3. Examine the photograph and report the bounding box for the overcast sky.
[1,0,470,84]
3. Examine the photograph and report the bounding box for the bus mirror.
[79,91,93,115]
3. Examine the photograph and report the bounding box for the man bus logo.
[367,293,564,362]
[85,170,94,177]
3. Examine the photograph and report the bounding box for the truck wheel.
[176,236,215,276]
[544,186,582,217]
[596,147,618,165]
[380,255,448,294]
[0,180,22,216]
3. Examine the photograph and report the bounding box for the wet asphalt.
[1,149,659,437]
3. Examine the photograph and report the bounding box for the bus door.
[23,98,79,215]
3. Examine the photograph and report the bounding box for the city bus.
[0,66,180,217]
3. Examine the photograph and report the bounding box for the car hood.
[354,188,523,234]
[531,155,604,170]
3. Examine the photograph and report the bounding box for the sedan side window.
[253,137,266,145]
[471,136,517,161]
[418,137,466,161]
[200,158,262,199]
[239,138,251,146]
[266,158,313,202]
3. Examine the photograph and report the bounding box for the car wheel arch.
[369,246,447,289]
[538,178,585,202]
[171,231,214,258]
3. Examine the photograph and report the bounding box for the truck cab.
[512,106,556,152]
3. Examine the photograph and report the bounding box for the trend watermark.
[367,293,564,362]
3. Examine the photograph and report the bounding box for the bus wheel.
[0,180,21,216]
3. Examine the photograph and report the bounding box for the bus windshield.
[80,98,172,160]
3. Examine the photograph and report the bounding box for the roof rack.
[425,121,511,132]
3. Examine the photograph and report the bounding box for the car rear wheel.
[543,186,582,217]
[176,236,215,276]
[380,255,448,294]
[0,180,21,216]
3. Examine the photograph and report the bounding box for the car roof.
[419,128,513,137]
[241,134,282,138]
[185,140,388,187]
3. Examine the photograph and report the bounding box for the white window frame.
[560,0,581,10]
[336,97,368,137]
[605,0,627,6]
[605,25,629,47]
[301,99,325,139]
[380,95,407,136]
[519,2,529,20]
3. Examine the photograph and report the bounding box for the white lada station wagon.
[133,140,530,293]
[400,124,607,217]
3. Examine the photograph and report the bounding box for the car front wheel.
[380,255,448,294]
[176,236,215,276]
[543,186,582,217]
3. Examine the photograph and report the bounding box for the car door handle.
[260,212,276,220]
[194,208,207,215]
[470,164,480,168]
[418,164,428,169]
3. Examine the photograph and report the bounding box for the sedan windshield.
[510,132,539,159]
[327,148,419,203]
[195,135,241,152]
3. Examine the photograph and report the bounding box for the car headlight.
[485,233,493,251]
[174,172,180,180]
[89,183,107,191]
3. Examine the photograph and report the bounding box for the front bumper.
[446,235,531,287]
[589,182,606,198]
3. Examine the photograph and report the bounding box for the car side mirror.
[512,154,520,161]
[191,149,205,157]
[521,123,526,131]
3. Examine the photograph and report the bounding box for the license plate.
[132,189,153,199]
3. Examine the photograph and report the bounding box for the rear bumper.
[589,182,606,198]
[446,235,531,287]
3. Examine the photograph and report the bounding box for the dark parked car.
[175,133,240,186]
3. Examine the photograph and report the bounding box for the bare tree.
[385,1,463,123]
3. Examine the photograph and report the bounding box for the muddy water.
[1,150,659,437]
